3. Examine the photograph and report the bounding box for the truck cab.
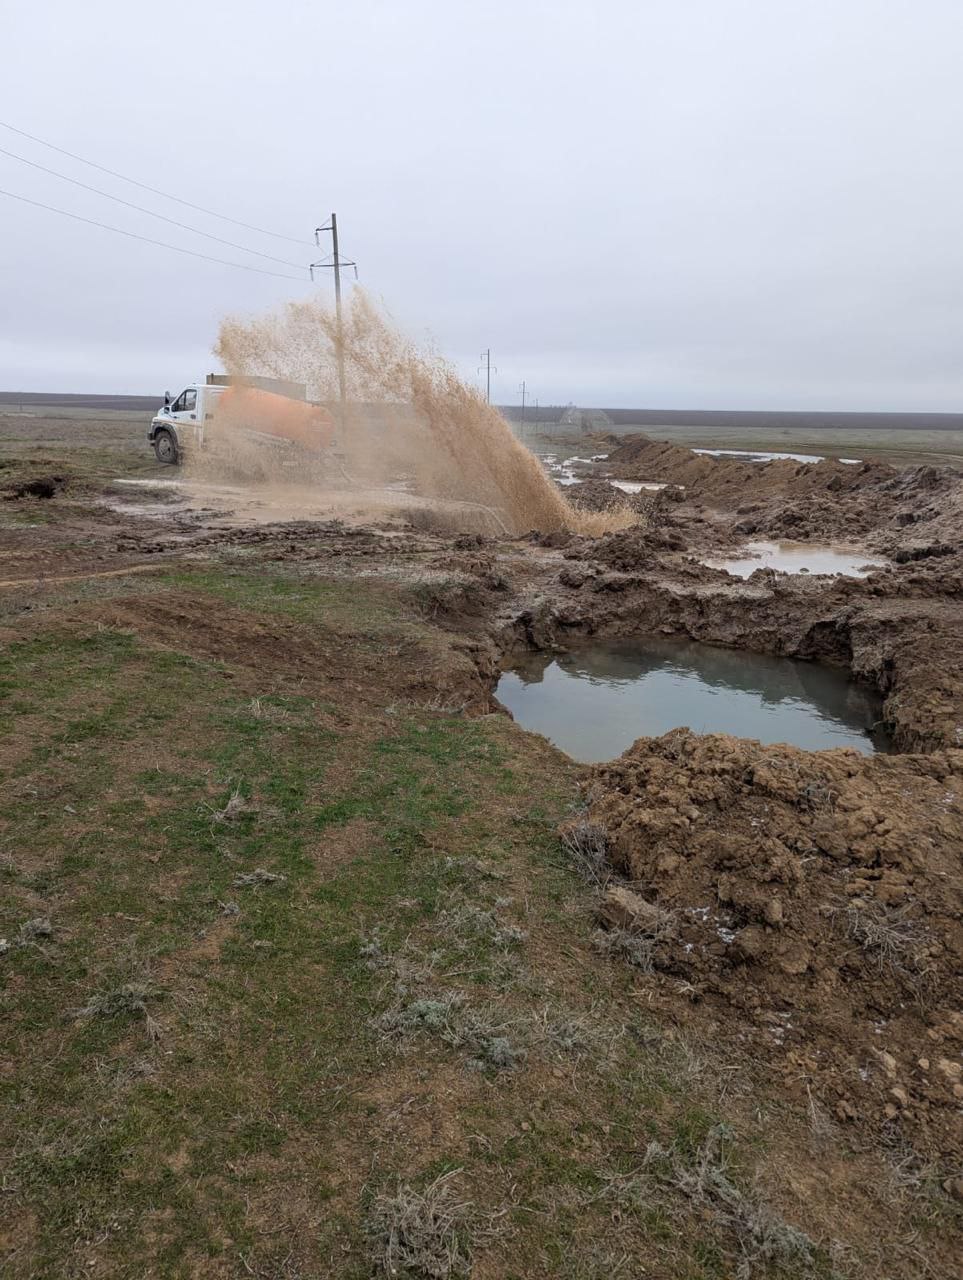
[149,383,223,464]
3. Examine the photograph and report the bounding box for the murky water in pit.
[497,636,890,762]
[703,540,887,579]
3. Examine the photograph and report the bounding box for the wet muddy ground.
[2,413,961,1276]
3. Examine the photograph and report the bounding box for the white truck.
[148,375,334,466]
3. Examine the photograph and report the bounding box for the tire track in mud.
[0,563,172,590]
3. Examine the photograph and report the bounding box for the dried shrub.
[842,900,931,983]
[233,868,286,889]
[559,820,611,887]
[366,1169,484,1278]
[640,1124,820,1278]
[591,911,674,974]
[377,993,525,1073]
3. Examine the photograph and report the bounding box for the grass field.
[5,402,963,470]
[2,562,849,1279]
[2,416,959,1278]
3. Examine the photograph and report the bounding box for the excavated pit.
[496,635,892,763]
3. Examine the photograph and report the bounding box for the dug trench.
[1,425,961,1278]
[494,519,963,1150]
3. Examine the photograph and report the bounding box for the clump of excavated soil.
[583,730,963,1164]
[2,472,68,500]
[567,523,688,567]
[564,479,648,514]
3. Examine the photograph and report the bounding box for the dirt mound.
[603,435,963,549]
[569,523,687,569]
[585,730,963,1162]
[605,434,900,502]
[564,479,639,513]
[2,473,67,500]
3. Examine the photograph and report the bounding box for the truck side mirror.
[164,391,171,407]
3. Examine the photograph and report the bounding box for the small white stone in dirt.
[874,1049,898,1077]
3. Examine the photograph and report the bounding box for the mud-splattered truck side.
[148,374,335,465]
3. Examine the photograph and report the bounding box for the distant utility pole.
[478,349,497,403]
[518,380,528,424]
[311,213,357,423]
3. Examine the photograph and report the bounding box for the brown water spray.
[210,291,635,535]
[212,292,603,534]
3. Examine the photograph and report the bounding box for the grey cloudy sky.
[2,0,962,409]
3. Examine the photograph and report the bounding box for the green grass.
[2,558,930,1279]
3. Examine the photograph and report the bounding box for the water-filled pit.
[497,636,891,763]
[703,540,887,579]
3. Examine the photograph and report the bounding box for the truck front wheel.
[153,429,178,465]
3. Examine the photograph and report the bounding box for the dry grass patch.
[365,1169,498,1279]
[558,818,611,888]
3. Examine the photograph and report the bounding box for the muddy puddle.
[497,636,890,762]
[692,447,863,464]
[540,452,609,486]
[106,476,508,532]
[609,479,668,494]
[537,454,671,495]
[703,540,887,578]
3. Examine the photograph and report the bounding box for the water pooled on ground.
[497,636,890,762]
[610,479,668,494]
[703,540,887,578]
[692,448,863,464]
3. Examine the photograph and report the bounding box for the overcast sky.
[2,0,962,410]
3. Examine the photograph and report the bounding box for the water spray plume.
[213,292,610,535]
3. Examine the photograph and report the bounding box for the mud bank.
[601,433,963,552]
[575,731,963,1168]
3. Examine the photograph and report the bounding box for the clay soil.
[1,413,961,1278]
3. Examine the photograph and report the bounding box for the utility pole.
[311,214,357,424]
[477,349,497,403]
[518,380,528,424]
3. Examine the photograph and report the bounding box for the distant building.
[559,405,613,431]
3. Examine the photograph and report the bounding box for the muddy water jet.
[498,636,891,762]
[211,292,591,535]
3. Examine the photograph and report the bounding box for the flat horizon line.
[1,390,962,428]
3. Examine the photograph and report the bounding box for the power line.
[311,213,358,422]
[0,119,312,247]
[0,144,307,268]
[478,349,497,403]
[0,186,308,282]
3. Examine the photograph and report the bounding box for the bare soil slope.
[584,731,963,1165]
